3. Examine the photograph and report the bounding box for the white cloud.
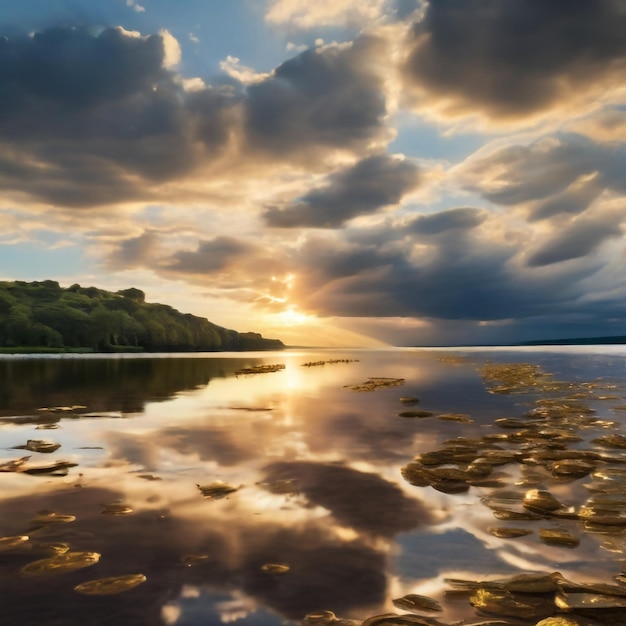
[286,41,307,53]
[159,29,181,68]
[266,0,388,28]
[126,0,146,13]
[219,56,269,84]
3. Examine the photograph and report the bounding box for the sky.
[0,0,625,347]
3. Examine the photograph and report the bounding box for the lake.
[1,346,626,626]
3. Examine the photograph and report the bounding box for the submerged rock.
[539,528,580,547]
[0,535,29,552]
[13,439,61,453]
[261,563,290,574]
[197,482,240,499]
[392,593,442,613]
[20,551,100,577]
[74,573,146,595]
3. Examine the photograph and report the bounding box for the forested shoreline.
[0,280,284,352]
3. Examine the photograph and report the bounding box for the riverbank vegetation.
[0,280,283,352]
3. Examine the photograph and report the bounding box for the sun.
[276,306,314,326]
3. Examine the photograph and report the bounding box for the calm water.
[1,347,626,625]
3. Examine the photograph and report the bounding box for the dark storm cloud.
[264,154,420,228]
[290,218,609,322]
[409,207,487,234]
[0,27,390,208]
[461,133,626,220]
[245,35,389,158]
[527,217,623,267]
[403,0,626,120]
[167,236,255,273]
[0,26,165,112]
[0,26,239,207]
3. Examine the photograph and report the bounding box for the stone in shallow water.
[362,614,447,626]
[535,617,601,626]
[492,508,544,520]
[181,554,209,567]
[447,572,562,594]
[539,528,580,547]
[554,591,626,609]
[592,434,626,449]
[22,460,78,475]
[401,463,432,487]
[488,527,533,539]
[0,535,29,551]
[398,410,435,418]
[32,542,70,556]
[470,588,555,620]
[551,459,595,479]
[523,489,563,513]
[0,456,31,472]
[137,473,162,481]
[304,610,360,626]
[400,397,420,405]
[261,563,290,574]
[494,418,535,429]
[74,573,147,595]
[101,502,133,515]
[257,478,299,495]
[196,482,240,499]
[392,593,442,613]
[437,413,473,423]
[344,377,405,392]
[431,479,470,494]
[20,551,100,577]
[30,510,76,525]
[13,439,61,453]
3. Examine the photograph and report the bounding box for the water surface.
[1,347,626,625]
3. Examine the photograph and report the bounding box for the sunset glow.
[0,1,624,346]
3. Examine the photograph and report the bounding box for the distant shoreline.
[0,346,283,355]
[518,335,626,346]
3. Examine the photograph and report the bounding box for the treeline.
[0,280,284,352]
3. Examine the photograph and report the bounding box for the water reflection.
[0,348,625,625]
[0,355,263,419]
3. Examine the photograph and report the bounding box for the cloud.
[402,0,626,125]
[109,230,160,269]
[0,27,392,209]
[283,205,622,325]
[126,0,146,13]
[568,108,626,143]
[458,133,626,220]
[245,36,391,160]
[265,0,387,28]
[526,215,624,267]
[409,207,487,234]
[265,0,421,28]
[264,154,420,227]
[0,26,166,111]
[0,26,240,207]
[167,237,256,274]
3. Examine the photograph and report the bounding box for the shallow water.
[1,347,626,625]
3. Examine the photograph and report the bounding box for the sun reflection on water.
[1,348,626,624]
